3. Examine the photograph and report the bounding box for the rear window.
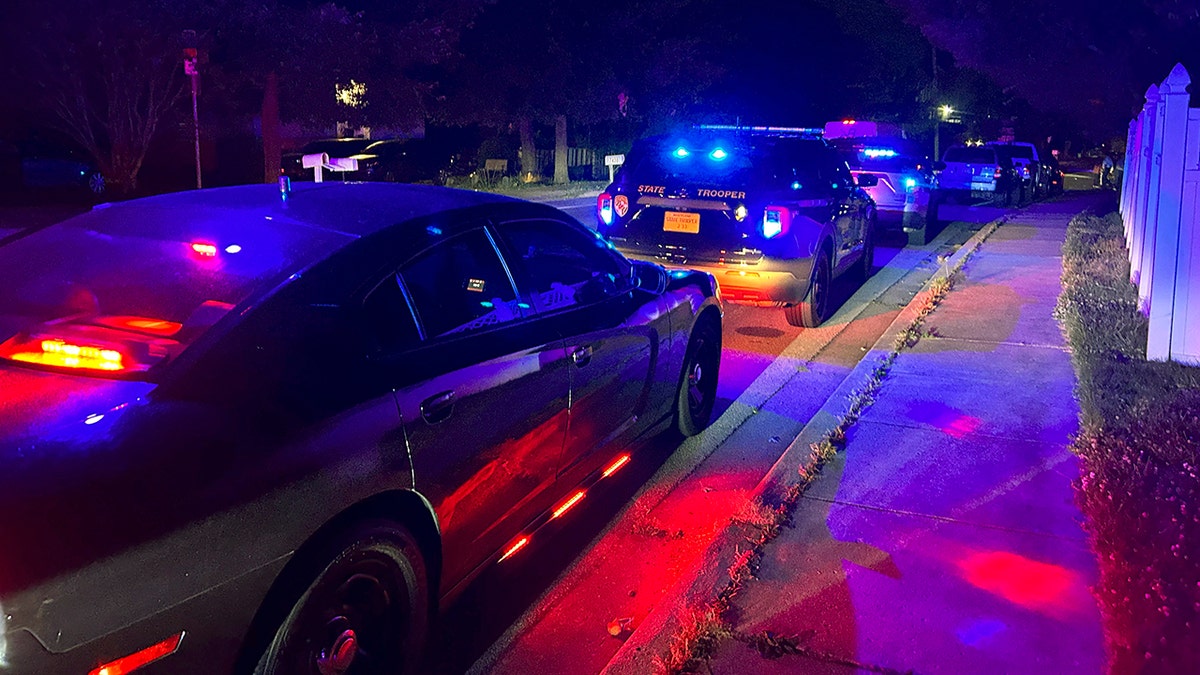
[0,204,349,377]
[943,147,997,164]
[622,136,828,187]
[994,145,1035,160]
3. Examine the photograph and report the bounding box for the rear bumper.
[619,251,811,306]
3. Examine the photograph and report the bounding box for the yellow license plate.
[663,211,700,233]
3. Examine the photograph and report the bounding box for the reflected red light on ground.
[959,551,1074,610]
[944,414,982,438]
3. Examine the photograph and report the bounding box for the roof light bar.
[693,124,823,137]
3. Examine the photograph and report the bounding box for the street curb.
[602,213,1008,675]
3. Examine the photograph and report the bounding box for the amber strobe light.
[498,537,529,562]
[7,339,125,371]
[89,632,185,675]
[552,491,586,519]
[602,454,631,478]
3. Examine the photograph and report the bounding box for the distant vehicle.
[352,139,458,185]
[281,137,375,181]
[597,126,876,328]
[0,182,721,674]
[0,139,105,197]
[988,142,1045,199]
[937,145,1020,205]
[1040,153,1065,196]
[829,138,941,246]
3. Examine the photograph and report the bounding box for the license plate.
[663,211,700,234]
[970,181,992,191]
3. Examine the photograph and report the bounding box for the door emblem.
[614,194,629,217]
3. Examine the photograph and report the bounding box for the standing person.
[1100,154,1115,188]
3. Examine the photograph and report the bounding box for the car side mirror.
[631,260,667,294]
[855,173,879,188]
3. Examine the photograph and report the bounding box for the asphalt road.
[425,197,1015,674]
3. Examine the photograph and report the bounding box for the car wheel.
[253,521,429,675]
[675,317,721,437]
[785,251,831,328]
[87,172,105,195]
[856,217,876,280]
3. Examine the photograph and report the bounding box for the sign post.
[604,154,625,183]
[182,31,202,190]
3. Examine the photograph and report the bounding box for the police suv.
[597,126,877,328]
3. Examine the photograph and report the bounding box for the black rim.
[686,329,719,420]
[813,256,830,319]
[283,551,410,675]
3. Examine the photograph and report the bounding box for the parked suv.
[988,142,1044,199]
[830,139,941,245]
[937,145,1019,205]
[597,127,876,327]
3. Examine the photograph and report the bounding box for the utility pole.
[183,30,202,189]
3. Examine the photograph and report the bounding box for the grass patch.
[1054,208,1200,673]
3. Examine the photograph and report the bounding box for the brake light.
[190,242,218,257]
[499,536,529,562]
[761,206,791,239]
[89,632,185,675]
[1021,166,1030,178]
[552,490,586,519]
[597,192,614,226]
[602,454,631,478]
[994,166,1003,179]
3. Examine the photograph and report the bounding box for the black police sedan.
[597,126,876,328]
[0,183,721,674]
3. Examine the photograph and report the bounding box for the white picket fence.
[1120,63,1200,365]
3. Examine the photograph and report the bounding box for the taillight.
[761,206,791,239]
[994,166,1003,179]
[89,632,185,675]
[1021,166,1030,178]
[597,192,614,226]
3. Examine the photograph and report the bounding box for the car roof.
[98,182,521,239]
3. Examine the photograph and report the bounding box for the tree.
[2,0,192,195]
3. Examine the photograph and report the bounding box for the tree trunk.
[518,116,537,180]
[553,114,569,185]
[262,72,281,184]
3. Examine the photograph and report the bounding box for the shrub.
[1057,209,1200,674]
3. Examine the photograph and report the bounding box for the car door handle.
[420,390,455,425]
[571,346,593,367]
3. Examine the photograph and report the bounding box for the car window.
[398,229,520,339]
[363,273,422,349]
[494,219,630,313]
[944,147,996,164]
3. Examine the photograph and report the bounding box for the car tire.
[675,316,721,437]
[785,251,831,328]
[253,521,429,675]
[856,216,875,281]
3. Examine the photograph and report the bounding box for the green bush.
[1056,210,1200,674]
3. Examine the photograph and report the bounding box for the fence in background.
[1120,63,1200,365]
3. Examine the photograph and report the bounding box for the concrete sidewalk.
[697,194,1106,673]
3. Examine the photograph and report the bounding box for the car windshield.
[944,147,996,164]
[0,202,348,377]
